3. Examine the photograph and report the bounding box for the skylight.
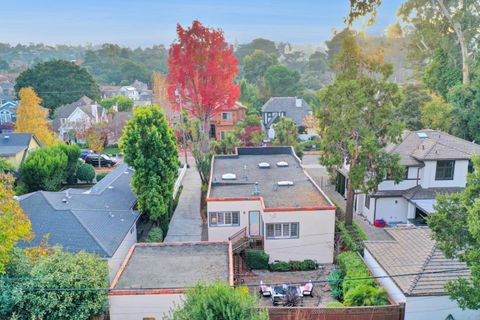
[258,162,270,168]
[276,161,288,167]
[277,181,294,186]
[222,173,237,180]
[416,132,428,139]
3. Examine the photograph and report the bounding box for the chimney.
[253,182,260,196]
[295,97,302,108]
[91,103,98,122]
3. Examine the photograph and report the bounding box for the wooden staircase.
[228,228,264,284]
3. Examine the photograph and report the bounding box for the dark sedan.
[84,154,117,167]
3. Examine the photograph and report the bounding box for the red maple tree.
[167,20,240,134]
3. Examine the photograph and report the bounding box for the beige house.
[207,146,336,263]
[0,133,43,169]
[109,242,233,320]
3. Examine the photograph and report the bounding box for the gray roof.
[365,227,470,296]
[387,130,480,166]
[113,242,231,289]
[0,133,41,156]
[54,96,104,119]
[19,164,139,257]
[373,185,464,200]
[261,97,312,127]
[209,147,332,208]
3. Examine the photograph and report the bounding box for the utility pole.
[175,88,188,166]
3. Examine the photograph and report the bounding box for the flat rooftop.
[112,242,231,289]
[209,147,332,208]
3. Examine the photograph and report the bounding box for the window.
[266,223,299,239]
[435,160,455,180]
[222,112,232,120]
[209,211,240,227]
[365,195,370,209]
[220,131,226,140]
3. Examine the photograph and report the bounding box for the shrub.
[330,286,343,300]
[336,219,367,253]
[343,284,388,306]
[245,250,269,270]
[146,227,163,242]
[66,173,77,185]
[96,172,108,182]
[325,301,344,308]
[77,164,96,183]
[269,261,291,272]
[300,259,317,270]
[328,270,343,299]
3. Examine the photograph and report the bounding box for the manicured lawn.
[103,146,122,155]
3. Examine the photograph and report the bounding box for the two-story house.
[52,96,108,141]
[261,97,313,140]
[0,100,17,124]
[207,146,336,263]
[210,101,247,140]
[349,130,480,225]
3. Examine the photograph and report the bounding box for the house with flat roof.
[109,241,233,320]
[0,133,43,169]
[207,146,335,263]
[336,129,480,225]
[18,164,139,279]
[364,227,479,320]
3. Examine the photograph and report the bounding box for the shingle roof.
[19,164,139,257]
[365,227,470,296]
[372,185,464,200]
[54,96,104,120]
[0,133,41,155]
[261,97,312,127]
[388,130,480,166]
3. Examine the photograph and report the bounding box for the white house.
[364,227,479,320]
[207,146,336,263]
[18,164,139,280]
[52,96,108,141]
[337,130,480,225]
[0,101,17,123]
[109,241,233,320]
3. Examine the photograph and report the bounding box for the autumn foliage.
[167,20,240,132]
[15,87,57,146]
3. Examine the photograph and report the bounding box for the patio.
[240,265,337,307]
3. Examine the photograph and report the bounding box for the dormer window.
[435,160,455,180]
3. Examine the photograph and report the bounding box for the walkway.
[302,155,391,241]
[164,157,204,242]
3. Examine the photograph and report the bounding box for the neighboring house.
[210,101,247,140]
[207,146,336,263]
[261,97,313,140]
[109,111,133,144]
[53,96,108,141]
[0,133,43,169]
[101,85,122,99]
[109,241,233,320]
[18,164,140,279]
[120,86,140,101]
[0,101,17,123]
[364,227,479,320]
[337,129,480,225]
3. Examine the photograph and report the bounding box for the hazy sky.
[1,0,403,47]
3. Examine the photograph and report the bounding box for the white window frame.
[222,112,232,120]
[266,222,299,239]
[209,211,240,227]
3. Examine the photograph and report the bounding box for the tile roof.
[18,164,139,257]
[388,130,480,166]
[365,227,470,296]
[261,97,312,127]
[209,146,332,208]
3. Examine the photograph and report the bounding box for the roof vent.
[61,198,68,204]
[277,161,288,167]
[278,181,294,186]
[295,98,302,107]
[253,182,260,196]
[416,132,428,139]
[258,162,270,168]
[222,173,237,180]
[108,186,114,189]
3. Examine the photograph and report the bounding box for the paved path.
[164,158,204,242]
[302,155,391,241]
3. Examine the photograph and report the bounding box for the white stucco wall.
[374,197,409,224]
[207,200,263,240]
[405,296,480,320]
[109,293,184,320]
[108,224,137,281]
[420,160,468,188]
[262,209,335,263]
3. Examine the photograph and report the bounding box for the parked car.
[84,154,117,167]
[80,149,94,160]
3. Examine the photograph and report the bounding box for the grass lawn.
[103,146,122,155]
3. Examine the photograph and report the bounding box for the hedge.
[269,259,317,272]
[336,252,388,306]
[336,219,367,253]
[245,250,269,269]
[146,227,164,242]
[96,172,108,182]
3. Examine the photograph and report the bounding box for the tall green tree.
[272,117,298,146]
[121,105,178,221]
[420,93,453,132]
[235,38,278,63]
[423,48,463,100]
[428,156,480,310]
[243,50,278,84]
[395,84,432,131]
[264,65,302,97]
[318,31,405,225]
[0,249,108,319]
[166,282,268,320]
[15,60,100,113]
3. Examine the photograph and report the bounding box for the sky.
[1,0,403,48]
